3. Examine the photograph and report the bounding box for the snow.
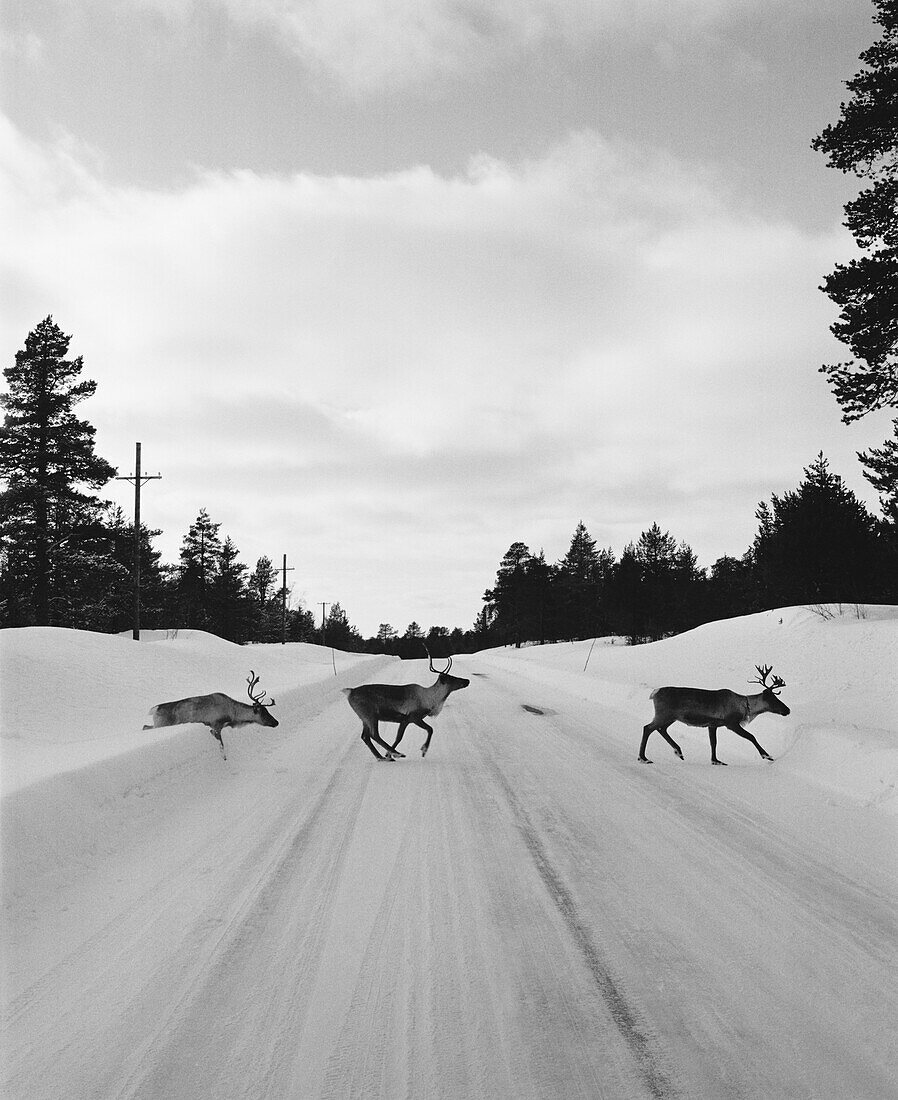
[2,608,897,1098]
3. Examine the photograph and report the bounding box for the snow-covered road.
[3,634,895,1100]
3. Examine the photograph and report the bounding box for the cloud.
[223,0,800,90]
[0,112,879,633]
[65,0,800,92]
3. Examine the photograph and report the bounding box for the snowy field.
[2,607,896,1099]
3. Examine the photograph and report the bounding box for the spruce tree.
[0,317,116,625]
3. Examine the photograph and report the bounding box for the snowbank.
[0,627,385,795]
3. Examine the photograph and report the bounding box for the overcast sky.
[1,0,892,637]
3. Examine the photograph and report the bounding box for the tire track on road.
[111,740,372,1100]
[4,737,370,1100]
[539,700,896,964]
[479,747,680,1100]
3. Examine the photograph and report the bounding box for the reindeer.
[343,651,470,760]
[143,671,278,760]
[639,664,789,765]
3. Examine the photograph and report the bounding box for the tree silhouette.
[812,0,898,511]
[0,317,116,624]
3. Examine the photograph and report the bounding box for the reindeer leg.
[709,726,726,765]
[367,720,402,761]
[361,725,389,759]
[728,723,774,762]
[417,719,435,757]
[658,725,684,760]
[388,720,409,758]
[211,724,227,761]
[638,723,655,762]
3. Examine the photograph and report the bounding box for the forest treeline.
[2,318,897,653]
[479,465,897,649]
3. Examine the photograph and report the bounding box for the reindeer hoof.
[763,754,775,763]
[638,757,653,764]
[712,759,727,766]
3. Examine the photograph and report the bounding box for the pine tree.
[324,601,362,650]
[858,421,898,521]
[812,0,898,509]
[0,317,116,625]
[706,554,755,622]
[210,536,250,642]
[487,542,532,647]
[288,601,316,642]
[176,508,222,629]
[753,453,883,606]
[77,506,164,633]
[611,523,704,641]
[634,524,680,641]
[557,521,614,640]
[248,555,280,640]
[607,544,644,643]
[520,550,555,644]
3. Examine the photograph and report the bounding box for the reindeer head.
[246,671,279,727]
[750,664,790,716]
[426,648,470,694]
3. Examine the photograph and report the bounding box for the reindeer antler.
[247,670,276,707]
[750,665,786,693]
[424,643,452,675]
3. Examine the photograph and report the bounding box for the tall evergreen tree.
[634,523,681,641]
[753,453,884,606]
[210,536,250,642]
[812,0,898,508]
[606,523,703,641]
[521,550,556,644]
[324,601,362,650]
[556,521,614,639]
[248,555,280,641]
[606,544,644,643]
[0,317,116,624]
[486,541,532,647]
[176,508,222,629]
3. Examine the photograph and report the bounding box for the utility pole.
[116,442,161,641]
[319,601,330,646]
[280,554,294,645]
